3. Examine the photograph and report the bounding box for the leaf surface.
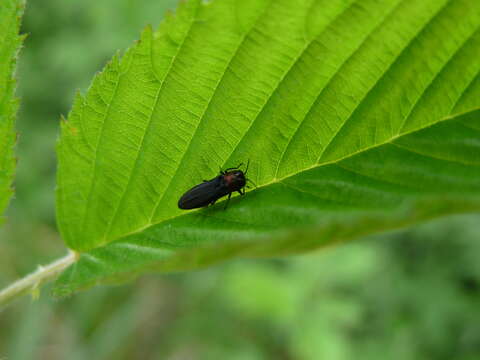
[0,0,23,221]
[55,0,480,295]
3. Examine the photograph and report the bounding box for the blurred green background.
[1,0,480,359]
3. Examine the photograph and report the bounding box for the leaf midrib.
[81,107,479,251]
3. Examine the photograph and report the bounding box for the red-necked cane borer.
[178,161,254,210]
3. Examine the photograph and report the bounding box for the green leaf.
[55,0,480,295]
[0,0,23,221]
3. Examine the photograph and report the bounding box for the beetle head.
[224,170,246,191]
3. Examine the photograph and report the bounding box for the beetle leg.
[238,189,245,196]
[224,193,232,210]
[224,163,243,172]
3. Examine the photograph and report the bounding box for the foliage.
[0,0,23,221]
[1,0,480,358]
[55,0,480,295]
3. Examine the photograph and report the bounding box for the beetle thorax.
[223,171,246,191]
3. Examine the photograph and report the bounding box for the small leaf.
[55,0,480,295]
[0,0,24,221]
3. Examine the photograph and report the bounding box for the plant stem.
[0,250,78,310]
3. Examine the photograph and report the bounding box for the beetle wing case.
[178,176,226,209]
[178,164,249,210]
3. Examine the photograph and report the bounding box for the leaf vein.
[317,0,450,163]
[148,0,276,222]
[102,8,200,241]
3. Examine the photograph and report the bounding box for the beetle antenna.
[245,159,250,174]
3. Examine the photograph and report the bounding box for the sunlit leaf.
[0,0,23,221]
[55,0,480,295]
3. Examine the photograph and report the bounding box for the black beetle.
[178,162,253,210]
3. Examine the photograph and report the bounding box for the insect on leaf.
[55,0,480,296]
